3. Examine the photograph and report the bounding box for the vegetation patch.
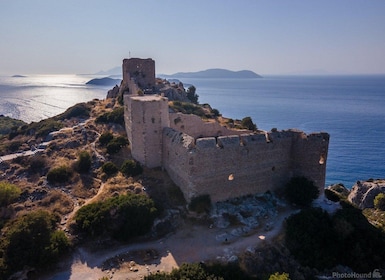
[96,106,124,125]
[0,181,21,207]
[120,159,143,177]
[55,102,91,121]
[285,204,385,271]
[284,176,319,207]
[74,193,157,240]
[0,210,70,278]
[47,165,73,184]
[101,161,119,177]
[0,115,26,136]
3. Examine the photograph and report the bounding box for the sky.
[1,0,385,75]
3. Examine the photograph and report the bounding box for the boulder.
[347,179,385,209]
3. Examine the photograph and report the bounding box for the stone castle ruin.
[123,58,330,203]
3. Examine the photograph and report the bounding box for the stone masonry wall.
[163,128,329,203]
[124,95,169,168]
[122,58,155,89]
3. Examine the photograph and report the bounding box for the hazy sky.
[1,0,384,75]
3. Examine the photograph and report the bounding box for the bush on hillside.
[55,102,90,120]
[241,116,257,131]
[75,150,92,173]
[284,176,319,207]
[374,193,385,210]
[106,136,128,154]
[101,161,119,176]
[0,210,69,277]
[285,205,385,271]
[47,165,73,183]
[95,107,124,125]
[74,193,157,240]
[120,159,143,177]
[0,181,21,207]
[99,132,114,146]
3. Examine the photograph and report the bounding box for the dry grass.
[39,189,74,215]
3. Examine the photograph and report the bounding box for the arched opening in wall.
[272,166,276,171]
[319,154,325,165]
[228,174,234,181]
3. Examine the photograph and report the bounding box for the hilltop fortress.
[123,58,329,203]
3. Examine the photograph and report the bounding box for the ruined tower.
[122,58,155,89]
[124,95,170,168]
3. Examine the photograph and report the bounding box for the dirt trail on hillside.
[41,206,296,280]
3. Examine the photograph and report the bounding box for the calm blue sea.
[0,74,384,188]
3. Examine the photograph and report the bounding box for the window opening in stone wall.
[319,154,325,165]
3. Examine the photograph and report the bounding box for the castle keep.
[123,58,329,203]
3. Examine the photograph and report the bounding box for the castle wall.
[163,128,329,203]
[124,95,169,168]
[122,58,155,89]
[169,112,250,138]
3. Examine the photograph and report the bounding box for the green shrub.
[74,193,157,240]
[285,206,385,271]
[120,160,143,177]
[47,165,73,183]
[101,162,118,176]
[106,136,128,154]
[284,176,319,207]
[188,194,211,213]
[0,210,69,277]
[0,181,21,207]
[99,132,114,146]
[75,151,92,173]
[241,116,257,131]
[96,107,124,125]
[374,193,385,210]
[55,103,90,120]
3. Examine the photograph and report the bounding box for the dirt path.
[42,206,296,280]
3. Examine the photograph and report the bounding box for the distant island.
[12,75,26,78]
[86,77,122,86]
[161,68,262,79]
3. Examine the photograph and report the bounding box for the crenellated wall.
[162,128,329,202]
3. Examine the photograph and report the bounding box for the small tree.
[186,85,199,104]
[374,193,385,210]
[241,116,257,131]
[284,176,319,207]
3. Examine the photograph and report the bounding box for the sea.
[0,74,384,188]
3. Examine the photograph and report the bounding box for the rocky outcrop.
[156,80,189,102]
[347,179,385,209]
[107,85,120,98]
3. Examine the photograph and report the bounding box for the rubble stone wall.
[163,128,329,202]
